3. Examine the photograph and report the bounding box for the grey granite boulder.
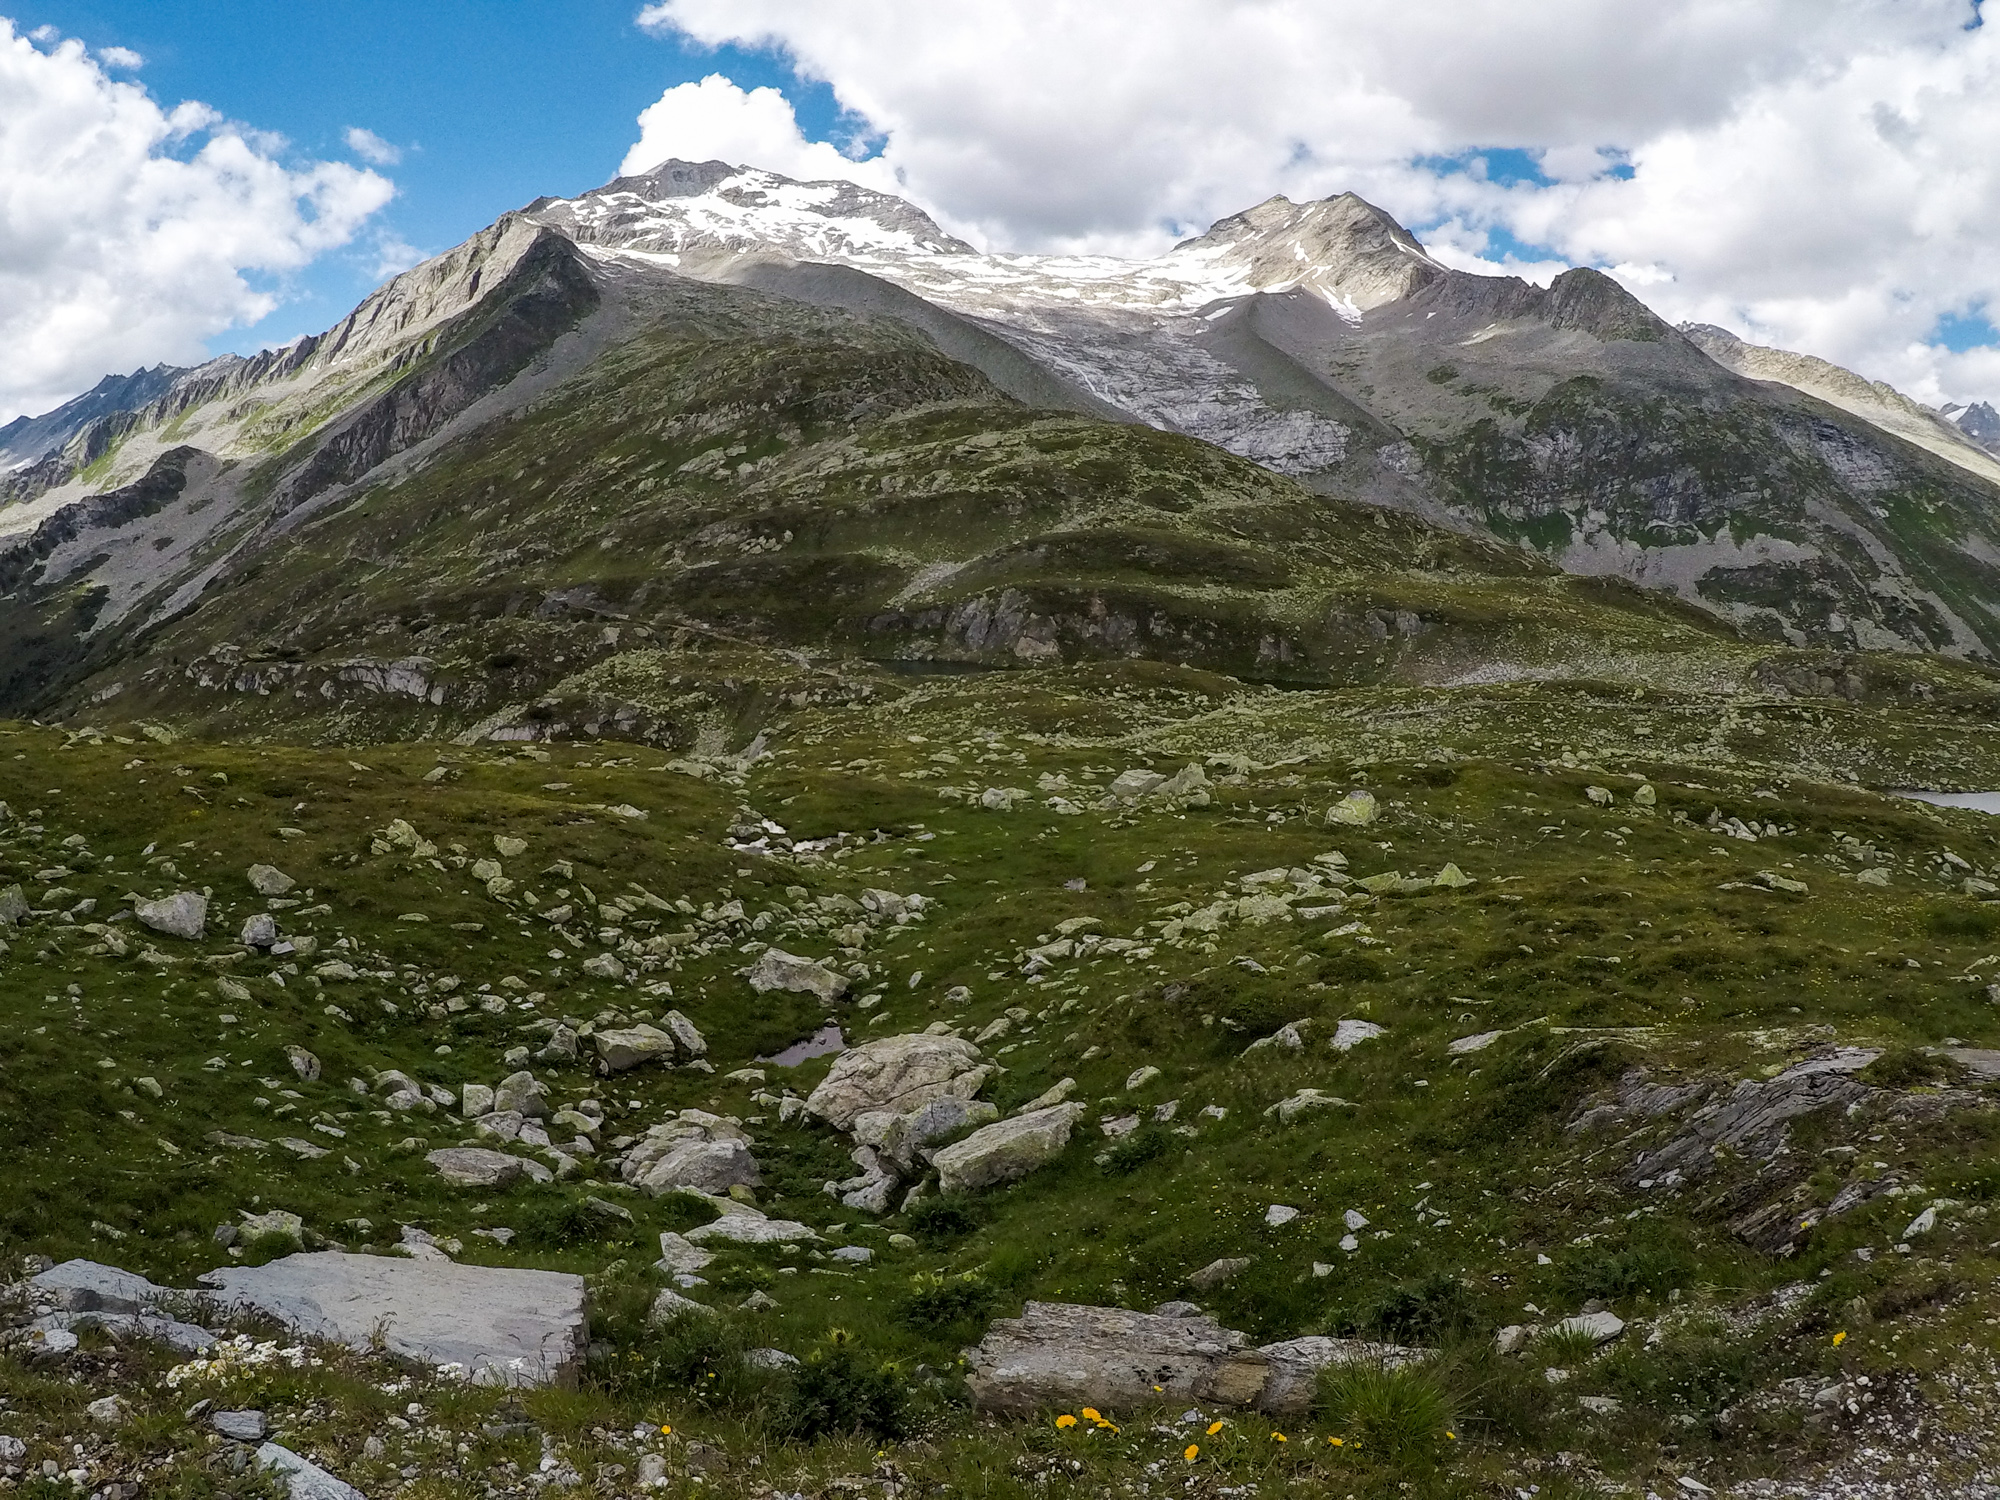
[426,1147,528,1188]
[135,891,206,940]
[594,1024,676,1071]
[746,948,849,1002]
[805,1033,987,1130]
[257,1443,365,1500]
[930,1103,1083,1194]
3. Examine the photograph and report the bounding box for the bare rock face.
[805,1033,988,1131]
[134,891,206,940]
[202,1253,588,1387]
[930,1102,1083,1195]
[965,1301,1268,1413]
[963,1301,1427,1415]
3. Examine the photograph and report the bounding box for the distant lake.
[1896,791,2000,815]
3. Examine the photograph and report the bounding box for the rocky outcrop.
[619,1110,761,1197]
[964,1301,1425,1415]
[805,1033,989,1131]
[201,1253,588,1387]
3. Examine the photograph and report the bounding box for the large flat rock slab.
[964,1301,1269,1413]
[200,1253,586,1387]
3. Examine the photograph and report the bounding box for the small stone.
[248,865,295,897]
[214,1410,268,1442]
[494,836,528,859]
[241,914,278,948]
[1585,786,1613,806]
[1264,1204,1300,1227]
[1343,1209,1369,1230]
[286,1046,321,1082]
[648,1289,715,1324]
[1326,790,1378,826]
[1330,1019,1386,1051]
[1126,1065,1162,1091]
[87,1395,130,1425]
[1187,1256,1250,1290]
[582,953,627,982]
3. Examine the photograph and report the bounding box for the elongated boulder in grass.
[805,1033,988,1131]
[965,1301,1269,1413]
[746,948,849,1002]
[203,1254,587,1386]
[0,885,28,926]
[426,1147,528,1188]
[135,891,206,940]
[595,1024,676,1071]
[930,1102,1083,1194]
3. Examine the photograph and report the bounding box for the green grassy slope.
[9,667,2000,1495]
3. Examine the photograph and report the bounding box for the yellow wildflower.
[1082,1408,1102,1422]
[1328,1437,1344,1447]
[1184,1445,1200,1462]
[1055,1414,1078,1429]
[1271,1432,1286,1442]
[1833,1331,1848,1347]
[1206,1421,1224,1436]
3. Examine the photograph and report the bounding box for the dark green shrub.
[1600,1322,1756,1419]
[519,1197,610,1249]
[906,1195,985,1247]
[1358,1273,1484,1345]
[897,1272,997,1338]
[1101,1126,1178,1175]
[1555,1222,1700,1302]
[1861,1045,1947,1089]
[773,1333,911,1442]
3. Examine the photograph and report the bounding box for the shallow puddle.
[758,1024,846,1067]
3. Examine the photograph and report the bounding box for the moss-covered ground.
[5,668,2000,1497]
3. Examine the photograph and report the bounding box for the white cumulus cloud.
[632,0,2000,404]
[0,23,395,424]
[620,73,899,192]
[344,125,402,167]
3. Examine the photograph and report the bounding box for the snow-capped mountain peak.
[525,160,1436,320]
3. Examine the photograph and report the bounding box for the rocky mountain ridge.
[4,160,2000,743]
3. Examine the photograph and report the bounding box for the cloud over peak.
[630,0,1999,403]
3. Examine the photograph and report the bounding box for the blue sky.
[17,1,834,357]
